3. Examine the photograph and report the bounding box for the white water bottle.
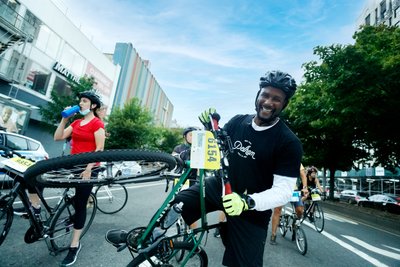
[162,202,184,229]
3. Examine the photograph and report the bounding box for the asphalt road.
[1,181,399,267]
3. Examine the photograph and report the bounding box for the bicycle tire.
[0,197,13,246]
[95,184,128,214]
[295,226,307,255]
[25,149,176,188]
[279,214,288,237]
[127,241,208,267]
[174,217,189,262]
[49,193,97,252]
[312,203,324,233]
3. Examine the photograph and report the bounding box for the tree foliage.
[286,25,400,199]
[39,76,96,129]
[105,97,182,152]
[105,98,154,149]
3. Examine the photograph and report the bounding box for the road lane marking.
[320,231,389,267]
[382,245,400,253]
[284,207,391,266]
[324,213,358,224]
[343,235,400,260]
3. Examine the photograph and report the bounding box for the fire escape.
[0,0,37,84]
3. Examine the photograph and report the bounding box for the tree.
[148,127,183,152]
[105,98,155,149]
[286,25,400,199]
[39,76,96,129]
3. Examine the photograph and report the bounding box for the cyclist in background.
[54,90,105,266]
[172,127,197,162]
[269,164,308,245]
[299,166,324,221]
[301,166,324,198]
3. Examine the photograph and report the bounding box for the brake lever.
[165,178,170,192]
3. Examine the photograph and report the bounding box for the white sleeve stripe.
[249,175,297,211]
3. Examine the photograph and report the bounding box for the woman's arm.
[54,118,72,141]
[315,178,324,193]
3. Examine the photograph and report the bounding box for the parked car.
[0,131,49,189]
[0,131,49,161]
[325,186,341,199]
[365,194,400,206]
[339,190,369,204]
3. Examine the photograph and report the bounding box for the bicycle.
[279,191,308,255]
[0,145,97,253]
[94,163,131,214]
[22,149,179,263]
[102,118,232,266]
[301,188,325,233]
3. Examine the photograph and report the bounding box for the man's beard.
[256,106,278,125]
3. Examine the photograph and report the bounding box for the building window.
[35,25,61,59]
[24,62,50,95]
[53,75,72,96]
[365,14,371,25]
[22,10,40,40]
[60,44,84,77]
[380,0,387,19]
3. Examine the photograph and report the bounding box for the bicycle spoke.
[25,150,176,188]
[295,227,307,255]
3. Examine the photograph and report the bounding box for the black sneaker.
[214,227,220,238]
[61,243,81,266]
[270,235,277,245]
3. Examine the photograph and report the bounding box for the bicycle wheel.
[127,241,208,267]
[279,214,288,237]
[312,203,324,233]
[49,193,97,252]
[294,226,307,255]
[25,150,176,188]
[0,196,13,246]
[95,184,128,214]
[174,217,189,262]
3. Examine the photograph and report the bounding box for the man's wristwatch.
[243,195,256,210]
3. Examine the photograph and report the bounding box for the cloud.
[62,0,367,127]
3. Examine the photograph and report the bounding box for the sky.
[56,0,367,127]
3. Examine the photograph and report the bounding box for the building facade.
[357,0,400,27]
[0,0,174,157]
[112,43,173,127]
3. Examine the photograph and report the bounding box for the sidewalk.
[321,200,400,235]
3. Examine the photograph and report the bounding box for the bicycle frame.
[127,129,230,265]
[0,155,96,253]
[2,171,73,249]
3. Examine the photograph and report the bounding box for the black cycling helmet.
[78,90,101,109]
[306,166,318,176]
[182,127,198,137]
[258,70,297,100]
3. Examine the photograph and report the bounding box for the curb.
[320,200,400,235]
